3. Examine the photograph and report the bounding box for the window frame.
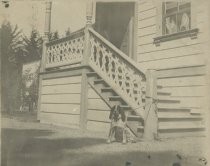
[154,0,199,46]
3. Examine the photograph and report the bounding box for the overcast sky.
[0,0,86,37]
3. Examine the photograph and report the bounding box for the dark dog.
[107,105,127,144]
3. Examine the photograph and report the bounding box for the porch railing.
[44,27,146,116]
[45,28,85,68]
[88,28,146,116]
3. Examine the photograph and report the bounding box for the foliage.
[1,21,26,112]
[48,30,59,41]
[23,29,43,63]
[65,28,71,36]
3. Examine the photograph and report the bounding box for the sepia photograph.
[0,0,210,165]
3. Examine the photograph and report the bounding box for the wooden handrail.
[88,28,146,80]
[46,27,85,46]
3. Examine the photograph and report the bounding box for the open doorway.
[94,2,135,59]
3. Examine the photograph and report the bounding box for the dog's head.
[109,105,126,122]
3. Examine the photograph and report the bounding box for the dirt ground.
[1,112,208,166]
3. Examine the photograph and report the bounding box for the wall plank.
[159,86,206,97]
[138,2,154,12]
[157,66,206,79]
[42,83,81,94]
[40,112,80,125]
[138,17,156,28]
[87,110,110,122]
[138,35,205,54]
[138,54,205,70]
[138,25,156,37]
[88,88,101,99]
[42,76,81,86]
[138,8,156,20]
[41,103,80,114]
[88,98,110,110]
[157,76,206,87]
[41,94,81,104]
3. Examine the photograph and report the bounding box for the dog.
[107,104,127,144]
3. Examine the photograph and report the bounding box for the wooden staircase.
[87,71,144,138]
[44,27,205,139]
[156,85,205,138]
[87,69,205,139]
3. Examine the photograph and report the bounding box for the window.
[162,2,191,35]
[154,1,199,45]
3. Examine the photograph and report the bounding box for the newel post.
[37,1,52,121]
[143,69,158,141]
[80,0,93,130]
[40,0,52,72]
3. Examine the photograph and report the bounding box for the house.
[37,0,210,140]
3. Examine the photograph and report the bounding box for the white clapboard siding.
[88,98,110,110]
[88,88,101,99]
[87,110,110,122]
[138,8,156,20]
[159,120,204,129]
[42,76,81,86]
[157,76,206,87]
[138,44,204,63]
[42,83,81,94]
[159,86,206,97]
[138,54,205,70]
[138,25,156,37]
[41,103,80,114]
[156,66,206,78]
[40,112,80,126]
[138,17,156,29]
[41,94,81,104]
[138,1,154,12]
[87,121,110,132]
[138,34,156,45]
[138,35,205,54]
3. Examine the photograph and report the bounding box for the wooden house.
[37,0,210,139]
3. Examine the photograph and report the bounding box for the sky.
[0,0,87,37]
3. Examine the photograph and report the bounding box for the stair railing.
[45,28,85,69]
[88,28,146,117]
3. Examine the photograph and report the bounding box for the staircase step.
[94,79,105,84]
[157,97,180,103]
[119,105,131,109]
[158,124,206,138]
[86,72,97,76]
[101,87,113,92]
[157,103,201,110]
[137,126,144,133]
[159,124,205,132]
[157,91,171,96]
[127,115,143,121]
[109,96,122,101]
[158,115,203,121]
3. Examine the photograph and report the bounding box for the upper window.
[162,2,191,35]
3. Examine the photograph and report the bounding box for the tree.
[1,21,26,112]
[23,29,43,63]
[48,30,59,41]
[65,28,71,36]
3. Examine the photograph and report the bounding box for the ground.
[1,112,208,166]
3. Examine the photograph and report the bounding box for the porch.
[37,1,206,140]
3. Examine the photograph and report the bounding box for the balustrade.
[45,28,85,68]
[88,28,146,113]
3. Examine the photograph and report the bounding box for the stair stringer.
[87,73,144,138]
[88,64,146,118]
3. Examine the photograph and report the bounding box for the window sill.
[153,28,199,46]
